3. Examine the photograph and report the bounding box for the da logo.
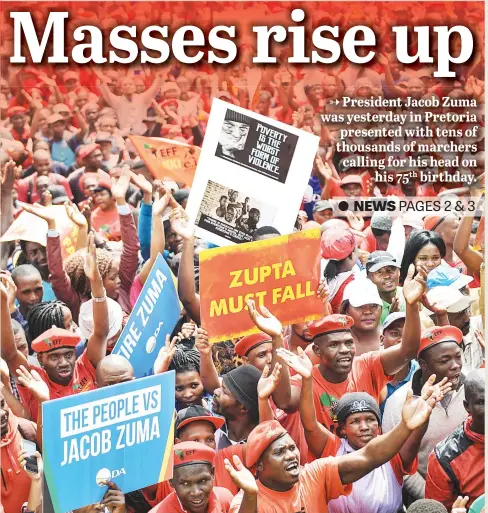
[96,467,126,486]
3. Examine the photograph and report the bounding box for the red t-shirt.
[229,458,351,513]
[90,207,121,241]
[291,352,392,433]
[150,487,233,513]
[18,350,97,422]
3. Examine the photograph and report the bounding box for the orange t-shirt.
[150,487,233,513]
[229,457,351,513]
[90,207,121,241]
[18,350,97,422]
[291,352,392,434]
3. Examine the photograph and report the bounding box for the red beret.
[8,106,27,117]
[321,226,356,260]
[78,144,100,161]
[31,327,81,353]
[307,314,354,339]
[424,215,446,232]
[234,332,271,357]
[246,420,287,468]
[418,326,463,356]
[173,442,215,468]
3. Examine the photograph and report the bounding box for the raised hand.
[346,211,365,232]
[316,279,329,302]
[130,171,153,198]
[83,232,101,283]
[101,481,126,513]
[18,450,43,480]
[420,375,452,403]
[111,166,131,204]
[276,347,313,378]
[377,53,389,67]
[0,272,17,313]
[403,264,427,305]
[257,363,282,400]
[421,293,448,316]
[389,297,400,314]
[474,329,485,351]
[2,159,22,191]
[169,207,194,240]
[247,300,282,338]
[16,366,50,403]
[224,455,258,495]
[195,327,212,356]
[65,201,88,227]
[315,153,332,181]
[401,374,447,430]
[451,496,469,513]
[21,203,56,230]
[152,190,171,217]
[153,335,178,374]
[180,321,197,339]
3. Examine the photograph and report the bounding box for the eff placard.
[42,372,175,513]
[199,229,323,342]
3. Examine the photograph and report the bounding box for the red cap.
[173,441,215,468]
[424,215,446,232]
[78,144,100,161]
[246,420,287,467]
[8,106,27,117]
[418,326,463,356]
[234,333,271,357]
[31,327,81,353]
[321,226,356,260]
[307,314,354,339]
[340,175,363,188]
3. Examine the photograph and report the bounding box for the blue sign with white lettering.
[42,372,175,513]
[112,254,181,377]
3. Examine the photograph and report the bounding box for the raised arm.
[1,161,20,267]
[64,201,89,251]
[380,264,425,376]
[453,214,483,274]
[0,279,30,375]
[84,233,109,367]
[277,347,332,458]
[337,376,446,484]
[257,363,282,423]
[73,106,88,142]
[21,203,81,316]
[194,327,220,393]
[173,208,201,325]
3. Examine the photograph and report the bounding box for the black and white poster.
[215,109,298,183]
[195,180,277,243]
[186,99,319,247]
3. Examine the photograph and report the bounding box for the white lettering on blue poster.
[42,371,175,513]
[112,254,181,377]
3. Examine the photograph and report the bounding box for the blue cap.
[426,264,473,290]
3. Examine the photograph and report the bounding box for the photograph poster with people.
[186,99,319,246]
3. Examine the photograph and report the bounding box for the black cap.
[366,251,400,273]
[333,392,381,425]
[222,365,260,411]
[47,185,69,205]
[176,405,225,435]
[224,109,252,125]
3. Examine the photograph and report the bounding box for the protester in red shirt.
[149,442,233,513]
[1,234,109,422]
[425,369,485,509]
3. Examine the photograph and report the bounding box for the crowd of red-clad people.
[0,2,485,513]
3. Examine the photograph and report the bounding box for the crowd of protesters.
[0,1,485,513]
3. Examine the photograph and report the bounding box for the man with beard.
[149,442,233,513]
[366,251,405,324]
[383,326,469,503]
[216,111,251,160]
[275,263,425,434]
[1,235,109,422]
[425,369,485,510]
[225,381,445,513]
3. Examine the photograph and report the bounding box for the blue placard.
[42,372,175,513]
[112,254,181,377]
